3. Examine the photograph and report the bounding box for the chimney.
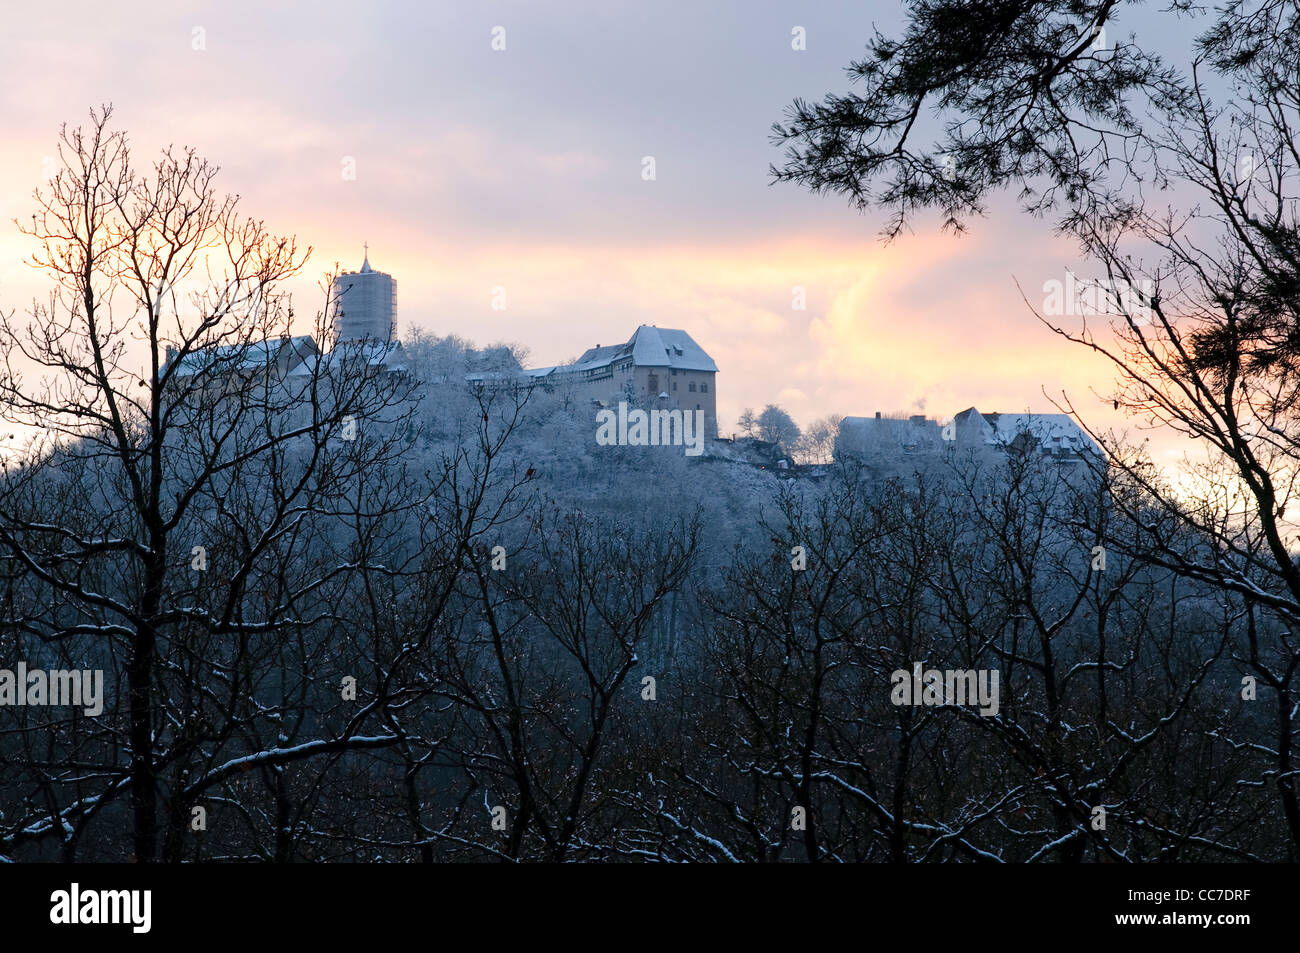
[875,411,882,420]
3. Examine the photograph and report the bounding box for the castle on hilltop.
[523,325,719,437]
[162,252,1097,468]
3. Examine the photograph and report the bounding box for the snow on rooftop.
[968,409,1102,455]
[287,341,404,375]
[534,325,718,376]
[168,335,317,377]
[628,325,718,372]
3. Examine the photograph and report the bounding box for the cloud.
[0,0,1173,454]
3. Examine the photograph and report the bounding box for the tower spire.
[361,242,372,273]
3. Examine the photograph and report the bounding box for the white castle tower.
[331,244,397,344]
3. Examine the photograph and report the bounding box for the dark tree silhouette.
[773,0,1300,856]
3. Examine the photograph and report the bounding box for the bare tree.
[0,106,421,861]
[771,0,1300,858]
[800,414,843,465]
[737,407,758,439]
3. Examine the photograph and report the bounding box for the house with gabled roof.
[835,407,1103,469]
[952,407,1102,461]
[836,412,945,460]
[165,334,318,381]
[526,325,719,436]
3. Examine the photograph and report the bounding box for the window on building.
[689,382,696,392]
[701,383,708,393]
[673,382,677,390]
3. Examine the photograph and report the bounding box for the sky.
[0,0,1204,464]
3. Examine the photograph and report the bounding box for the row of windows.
[669,369,709,392]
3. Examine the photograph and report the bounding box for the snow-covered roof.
[627,326,718,372]
[288,341,405,375]
[549,325,718,376]
[959,408,1101,455]
[570,344,625,371]
[168,335,317,378]
[838,414,943,456]
[841,414,935,430]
